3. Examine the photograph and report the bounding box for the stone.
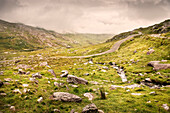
[0,80,3,87]
[13,89,22,94]
[60,70,68,77]
[17,64,32,70]
[69,84,78,88]
[22,84,29,87]
[67,75,88,85]
[89,81,99,85]
[98,110,104,113]
[148,61,160,67]
[54,82,59,86]
[53,92,82,102]
[162,104,169,111]
[153,64,170,71]
[84,93,94,100]
[84,73,89,76]
[131,93,142,96]
[39,62,48,66]
[0,93,7,96]
[10,106,15,111]
[26,71,30,75]
[54,109,60,112]
[82,103,98,113]
[149,91,156,95]
[4,78,12,82]
[32,72,42,79]
[23,88,30,93]
[101,70,106,72]
[37,97,43,103]
[102,66,109,70]
[48,69,56,77]
[18,69,26,74]
[147,49,155,55]
[145,78,152,82]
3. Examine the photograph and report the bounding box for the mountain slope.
[107,19,170,42]
[0,19,78,51]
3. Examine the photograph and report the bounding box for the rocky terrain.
[0,19,170,113]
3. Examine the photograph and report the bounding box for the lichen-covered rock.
[32,72,42,79]
[67,75,88,85]
[82,103,98,113]
[84,93,94,100]
[60,70,68,77]
[148,61,170,71]
[147,49,155,55]
[53,92,82,102]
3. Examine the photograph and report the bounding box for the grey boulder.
[53,92,82,102]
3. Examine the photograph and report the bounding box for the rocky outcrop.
[53,92,82,102]
[148,61,170,71]
[67,75,88,85]
[82,103,98,113]
[60,70,68,77]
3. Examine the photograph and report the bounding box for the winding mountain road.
[57,32,141,58]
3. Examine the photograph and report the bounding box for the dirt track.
[57,33,141,58]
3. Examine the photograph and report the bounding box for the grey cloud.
[0,0,169,33]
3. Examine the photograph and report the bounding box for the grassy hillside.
[63,33,113,47]
[0,20,169,112]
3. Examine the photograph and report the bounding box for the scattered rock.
[110,84,140,89]
[10,106,15,111]
[22,84,29,87]
[133,50,137,54]
[89,81,99,85]
[23,88,30,93]
[84,73,89,76]
[13,89,22,94]
[32,72,42,79]
[4,78,12,82]
[48,69,56,77]
[60,70,68,77]
[98,110,104,113]
[82,103,98,113]
[54,82,59,86]
[39,62,48,66]
[18,69,26,74]
[67,75,88,85]
[53,92,82,102]
[145,78,152,82]
[101,70,106,72]
[69,84,78,88]
[84,93,94,100]
[37,97,43,103]
[131,93,142,96]
[26,71,30,75]
[70,109,75,113]
[102,66,109,70]
[162,104,169,111]
[149,91,156,95]
[54,109,60,112]
[147,49,155,55]
[17,64,33,70]
[0,93,7,96]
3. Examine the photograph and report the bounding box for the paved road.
[57,33,141,58]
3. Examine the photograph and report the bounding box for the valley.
[0,19,170,113]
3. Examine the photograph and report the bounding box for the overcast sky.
[0,0,169,34]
